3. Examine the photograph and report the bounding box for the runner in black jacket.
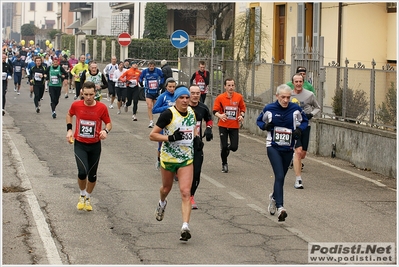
[2,53,13,115]
[28,56,46,113]
[188,84,213,209]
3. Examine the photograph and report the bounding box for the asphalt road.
[2,79,397,265]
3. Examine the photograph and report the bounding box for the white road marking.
[239,132,394,190]
[201,173,225,188]
[5,131,63,265]
[228,191,245,199]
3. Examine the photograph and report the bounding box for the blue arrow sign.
[170,30,189,49]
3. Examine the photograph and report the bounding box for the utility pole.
[209,18,216,111]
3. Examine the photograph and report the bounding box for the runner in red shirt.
[66,81,112,212]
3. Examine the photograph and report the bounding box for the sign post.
[118,32,131,61]
[170,30,189,83]
[170,30,189,49]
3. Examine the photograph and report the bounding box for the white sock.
[160,200,166,208]
[86,192,91,199]
[80,190,86,196]
[182,222,189,229]
[296,176,302,181]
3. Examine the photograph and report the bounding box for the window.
[30,3,35,11]
[246,4,262,62]
[387,3,396,13]
[47,3,53,11]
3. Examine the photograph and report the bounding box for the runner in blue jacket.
[256,84,308,222]
[139,60,164,128]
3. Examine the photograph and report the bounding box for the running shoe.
[65,94,68,99]
[109,104,114,109]
[222,163,228,173]
[290,153,295,169]
[84,198,92,211]
[52,111,57,119]
[277,207,287,222]
[77,196,85,210]
[289,162,304,170]
[14,87,17,92]
[74,96,78,100]
[180,225,191,241]
[30,92,33,98]
[174,175,178,181]
[294,179,304,189]
[45,87,48,92]
[36,107,40,113]
[124,105,128,112]
[17,91,20,95]
[148,121,154,128]
[155,200,167,221]
[132,114,137,121]
[2,109,5,116]
[268,193,276,215]
[190,196,198,209]
[117,110,121,114]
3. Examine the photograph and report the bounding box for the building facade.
[235,2,397,68]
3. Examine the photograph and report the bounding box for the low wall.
[238,102,396,179]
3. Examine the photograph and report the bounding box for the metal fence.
[180,56,397,130]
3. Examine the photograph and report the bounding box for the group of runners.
[3,43,320,241]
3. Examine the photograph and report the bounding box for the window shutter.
[254,6,262,62]
[313,3,321,50]
[297,3,305,49]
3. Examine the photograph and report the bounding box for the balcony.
[109,2,135,10]
[70,3,92,12]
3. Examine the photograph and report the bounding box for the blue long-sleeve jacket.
[152,90,175,114]
[139,67,164,94]
[256,100,308,150]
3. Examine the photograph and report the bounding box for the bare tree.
[179,3,234,40]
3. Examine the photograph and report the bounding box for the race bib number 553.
[175,126,194,146]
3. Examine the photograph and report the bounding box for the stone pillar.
[111,40,116,59]
[75,31,86,57]
[93,39,97,61]
[102,38,106,62]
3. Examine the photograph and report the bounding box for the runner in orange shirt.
[212,78,246,173]
[119,61,142,121]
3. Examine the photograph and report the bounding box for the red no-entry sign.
[118,32,131,46]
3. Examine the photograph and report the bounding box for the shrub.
[376,82,396,126]
[332,87,369,122]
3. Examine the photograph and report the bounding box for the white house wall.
[386,12,397,61]
[340,3,388,68]
[236,2,396,68]
[93,2,112,36]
